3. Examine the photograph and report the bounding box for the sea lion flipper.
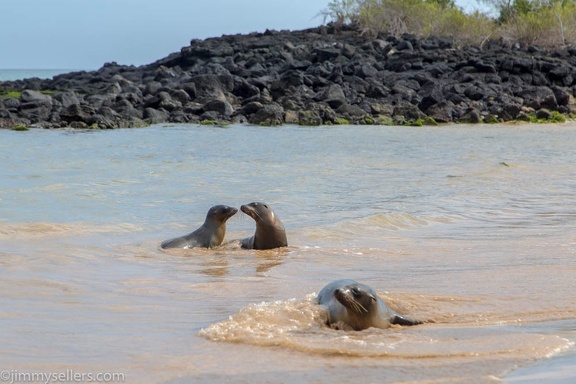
[240,236,254,249]
[390,313,422,326]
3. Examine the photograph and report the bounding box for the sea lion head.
[240,202,276,224]
[207,205,238,224]
[334,283,377,315]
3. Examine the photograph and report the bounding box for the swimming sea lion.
[160,205,238,249]
[240,202,288,250]
[317,279,422,331]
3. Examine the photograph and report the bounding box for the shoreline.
[505,319,576,383]
[2,118,575,132]
[2,118,574,132]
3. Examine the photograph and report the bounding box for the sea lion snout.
[240,202,267,218]
[224,206,238,217]
[240,204,251,215]
[210,205,238,223]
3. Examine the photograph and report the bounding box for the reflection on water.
[1,124,575,383]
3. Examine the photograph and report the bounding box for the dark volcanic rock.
[2,23,576,128]
[203,99,234,116]
[245,102,284,125]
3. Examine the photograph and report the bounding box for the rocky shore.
[2,23,576,129]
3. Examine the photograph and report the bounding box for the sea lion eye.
[352,287,361,296]
[263,204,268,209]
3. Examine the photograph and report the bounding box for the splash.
[199,294,572,359]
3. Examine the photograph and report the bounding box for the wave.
[297,213,455,241]
[0,222,144,238]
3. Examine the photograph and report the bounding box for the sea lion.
[160,205,238,249]
[317,279,422,331]
[240,202,288,250]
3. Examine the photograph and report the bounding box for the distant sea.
[0,69,77,81]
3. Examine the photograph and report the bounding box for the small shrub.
[324,0,576,48]
[318,0,360,25]
[435,9,496,47]
[501,7,556,46]
[549,111,566,123]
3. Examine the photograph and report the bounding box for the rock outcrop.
[2,23,576,128]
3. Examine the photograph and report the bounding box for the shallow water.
[1,124,575,383]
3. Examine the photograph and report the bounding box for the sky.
[1,0,485,70]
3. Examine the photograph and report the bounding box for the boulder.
[518,86,558,110]
[203,99,234,116]
[298,110,322,126]
[315,84,346,109]
[246,103,284,125]
[336,104,368,118]
[144,107,170,123]
[393,102,426,120]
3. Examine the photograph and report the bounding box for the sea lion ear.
[369,293,377,301]
[270,211,275,219]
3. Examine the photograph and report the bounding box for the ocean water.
[1,123,575,383]
[0,69,76,81]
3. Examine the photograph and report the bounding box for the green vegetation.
[484,115,500,124]
[0,88,55,99]
[550,110,567,123]
[362,116,375,124]
[201,119,230,127]
[258,119,275,127]
[298,110,323,126]
[321,0,576,48]
[517,110,567,123]
[333,117,350,125]
[0,88,21,98]
[376,115,395,125]
[11,125,29,131]
[401,117,438,126]
[318,0,361,24]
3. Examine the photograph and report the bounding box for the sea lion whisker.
[349,298,368,313]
